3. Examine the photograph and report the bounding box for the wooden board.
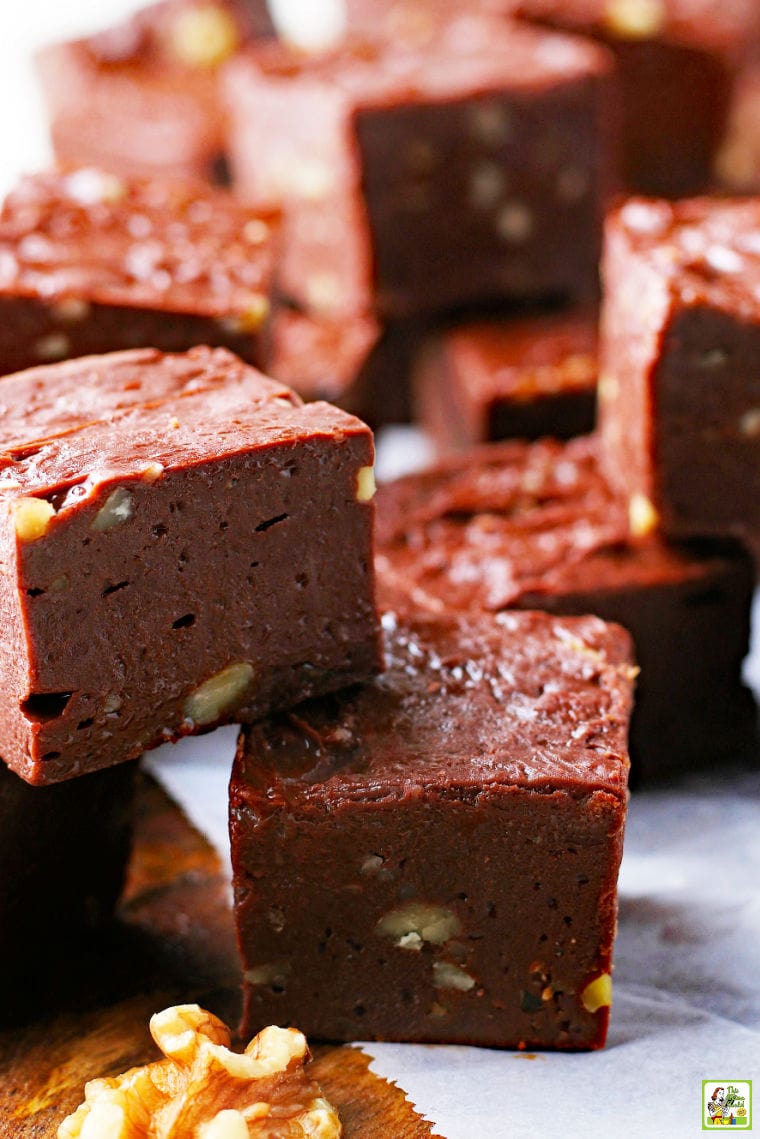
[0,775,440,1138]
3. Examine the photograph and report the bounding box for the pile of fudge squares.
[4,0,760,1055]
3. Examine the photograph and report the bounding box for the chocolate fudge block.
[599,197,760,560]
[415,309,597,453]
[268,309,418,426]
[0,346,379,784]
[231,607,634,1048]
[376,437,757,783]
[516,0,759,196]
[0,169,279,378]
[0,759,136,1023]
[36,0,275,185]
[224,19,615,318]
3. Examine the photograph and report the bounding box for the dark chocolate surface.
[376,437,757,781]
[232,606,632,1048]
[0,759,137,1023]
[0,347,379,784]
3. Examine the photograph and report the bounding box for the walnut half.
[58,1004,342,1139]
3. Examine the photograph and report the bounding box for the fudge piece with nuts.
[224,18,615,318]
[36,0,275,185]
[0,346,379,784]
[516,0,760,196]
[375,436,756,782]
[0,169,279,378]
[231,607,634,1048]
[415,307,598,454]
[599,197,760,563]
[59,1004,341,1138]
[1,759,136,1025]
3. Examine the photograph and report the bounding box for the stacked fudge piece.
[0,347,637,1052]
[231,606,635,1049]
[222,14,616,425]
[0,343,380,1021]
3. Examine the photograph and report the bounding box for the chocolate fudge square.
[415,308,597,453]
[0,346,379,785]
[376,436,756,783]
[0,169,279,378]
[516,0,759,196]
[232,606,633,1049]
[36,0,275,185]
[599,197,760,560]
[0,759,137,1024]
[224,19,615,318]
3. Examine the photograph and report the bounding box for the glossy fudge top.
[235,607,634,806]
[227,17,612,107]
[0,170,279,317]
[0,346,369,501]
[516,0,759,53]
[444,310,597,402]
[376,436,734,610]
[608,197,760,318]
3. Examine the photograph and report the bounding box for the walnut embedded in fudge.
[0,169,280,377]
[414,307,598,453]
[516,0,760,196]
[599,196,760,564]
[223,18,615,318]
[231,607,634,1049]
[375,435,757,783]
[58,1005,341,1139]
[0,346,380,785]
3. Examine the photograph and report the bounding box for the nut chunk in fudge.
[599,197,760,561]
[0,346,379,785]
[0,169,280,378]
[224,19,615,318]
[376,436,756,783]
[231,607,634,1049]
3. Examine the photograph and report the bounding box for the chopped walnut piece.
[58,1005,342,1139]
